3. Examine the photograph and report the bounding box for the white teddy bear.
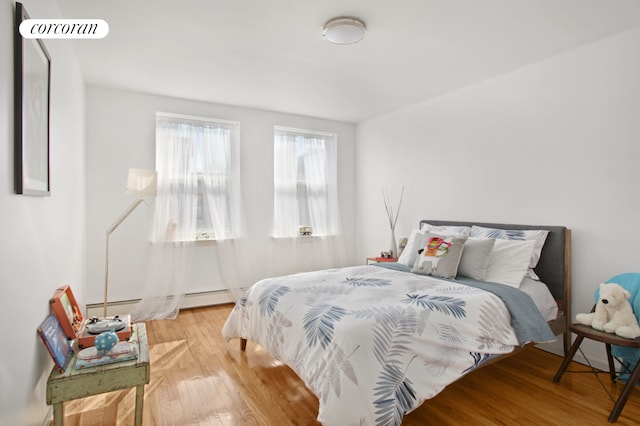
[576,282,640,339]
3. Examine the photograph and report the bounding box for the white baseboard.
[86,289,233,318]
[42,406,52,426]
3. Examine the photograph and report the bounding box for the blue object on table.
[94,329,119,353]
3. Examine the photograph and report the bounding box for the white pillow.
[397,228,426,266]
[470,225,549,280]
[484,239,536,288]
[457,238,495,281]
[421,223,470,237]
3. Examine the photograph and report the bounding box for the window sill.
[152,233,236,244]
[271,234,337,240]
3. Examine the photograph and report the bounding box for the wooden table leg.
[134,384,145,426]
[53,402,64,426]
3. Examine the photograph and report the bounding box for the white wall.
[356,27,640,362]
[0,1,86,424]
[85,87,357,305]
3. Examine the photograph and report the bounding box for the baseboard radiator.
[85,289,233,318]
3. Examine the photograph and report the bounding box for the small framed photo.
[398,237,408,255]
[14,2,51,196]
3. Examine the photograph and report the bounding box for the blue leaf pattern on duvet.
[345,277,392,287]
[303,304,347,349]
[479,229,526,240]
[371,307,417,366]
[402,293,467,318]
[369,307,420,423]
[220,265,536,426]
[309,343,360,403]
[476,298,515,350]
[465,352,494,373]
[258,285,290,316]
[373,362,417,426]
[265,311,293,358]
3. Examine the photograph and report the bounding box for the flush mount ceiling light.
[323,17,366,45]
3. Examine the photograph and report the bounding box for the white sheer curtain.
[304,136,341,236]
[270,127,345,277]
[131,113,247,321]
[272,127,341,237]
[273,131,299,237]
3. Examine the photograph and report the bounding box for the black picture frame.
[14,2,51,196]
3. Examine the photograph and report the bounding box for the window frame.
[155,112,241,242]
[273,125,339,238]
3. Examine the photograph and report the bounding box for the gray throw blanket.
[373,262,556,346]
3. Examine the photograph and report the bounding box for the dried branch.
[393,186,404,228]
[383,185,404,230]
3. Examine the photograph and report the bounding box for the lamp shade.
[323,17,366,45]
[126,168,157,196]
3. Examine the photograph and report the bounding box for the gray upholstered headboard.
[421,220,572,353]
[420,220,571,302]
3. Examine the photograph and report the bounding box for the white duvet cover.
[222,265,530,425]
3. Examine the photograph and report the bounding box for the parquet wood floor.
[62,304,640,425]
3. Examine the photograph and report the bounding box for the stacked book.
[75,341,138,369]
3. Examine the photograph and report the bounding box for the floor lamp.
[103,168,157,317]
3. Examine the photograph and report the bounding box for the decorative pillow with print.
[411,232,468,279]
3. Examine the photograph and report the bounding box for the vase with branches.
[383,186,404,258]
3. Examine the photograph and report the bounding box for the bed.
[222,220,572,425]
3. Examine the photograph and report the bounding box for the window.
[155,113,241,241]
[272,126,341,237]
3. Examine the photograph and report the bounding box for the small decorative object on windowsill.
[298,226,313,236]
[383,185,404,258]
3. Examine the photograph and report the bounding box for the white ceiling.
[57,0,640,123]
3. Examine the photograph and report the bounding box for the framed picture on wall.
[14,2,51,196]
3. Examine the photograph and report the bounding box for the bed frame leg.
[240,338,247,351]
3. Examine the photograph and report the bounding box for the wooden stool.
[46,323,150,426]
[553,323,640,423]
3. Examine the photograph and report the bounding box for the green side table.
[46,322,150,425]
